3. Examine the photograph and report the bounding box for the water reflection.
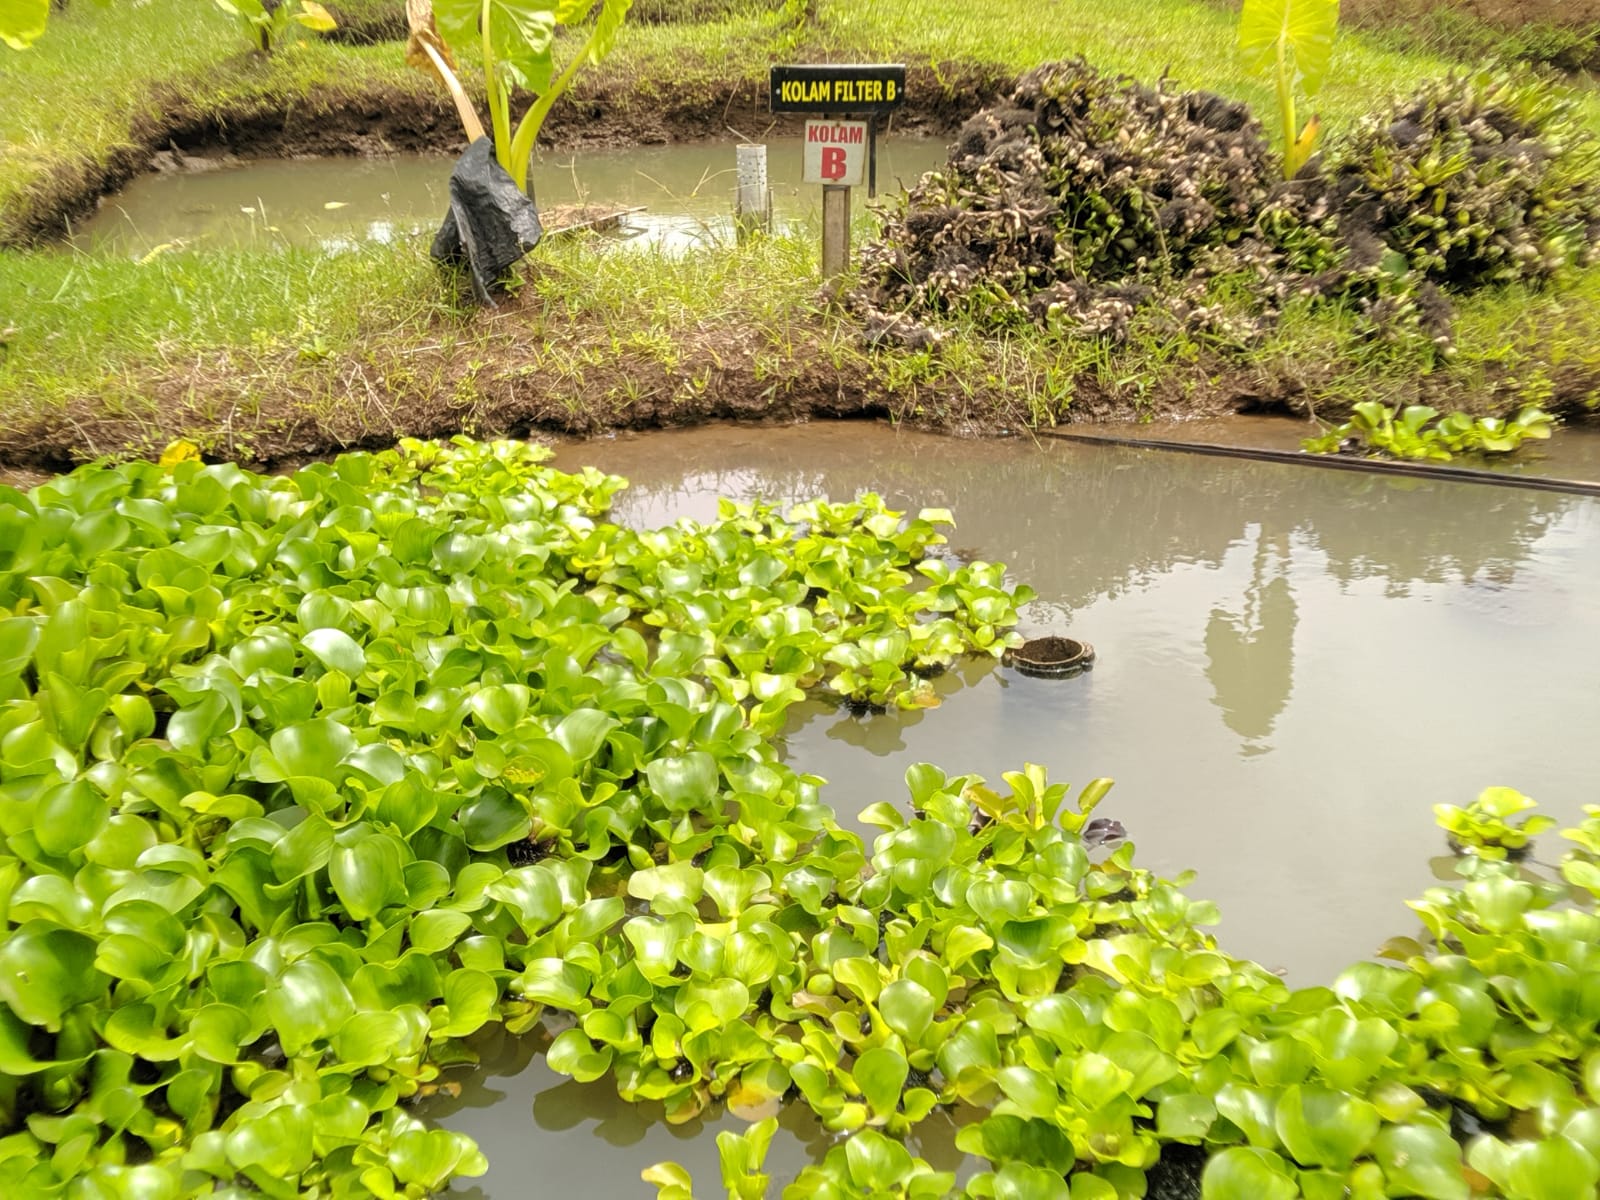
[1203,526,1297,755]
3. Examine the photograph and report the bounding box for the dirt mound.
[854,61,1600,360]
[1344,0,1600,29]
[855,60,1325,345]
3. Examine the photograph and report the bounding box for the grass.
[2,0,1600,465]
[8,0,1596,233]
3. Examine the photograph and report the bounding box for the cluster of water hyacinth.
[7,439,1600,1200]
[0,437,1029,1197]
[855,61,1600,358]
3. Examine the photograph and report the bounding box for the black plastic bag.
[430,139,543,305]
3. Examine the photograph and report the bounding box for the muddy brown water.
[72,136,950,256]
[416,421,1600,1197]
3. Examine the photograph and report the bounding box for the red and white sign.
[803,119,868,187]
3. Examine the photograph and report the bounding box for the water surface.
[75,136,948,255]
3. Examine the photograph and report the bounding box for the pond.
[420,420,1600,1197]
[72,136,949,256]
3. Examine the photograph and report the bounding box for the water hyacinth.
[0,437,1032,1197]
[8,439,1600,1200]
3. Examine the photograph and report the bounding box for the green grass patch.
[3,0,1599,461]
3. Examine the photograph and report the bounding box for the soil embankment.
[1343,0,1600,71]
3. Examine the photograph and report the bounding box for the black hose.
[1040,430,1600,498]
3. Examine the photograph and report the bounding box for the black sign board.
[770,63,906,114]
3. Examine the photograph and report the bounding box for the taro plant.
[213,0,337,52]
[424,0,634,193]
[1303,401,1555,461]
[1238,0,1340,177]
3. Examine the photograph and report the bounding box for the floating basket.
[1003,636,1095,679]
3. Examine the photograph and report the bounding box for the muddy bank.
[0,58,1007,249]
[2,277,1594,475]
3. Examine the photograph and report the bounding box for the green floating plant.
[1302,401,1554,462]
[1434,786,1556,860]
[0,437,1034,1197]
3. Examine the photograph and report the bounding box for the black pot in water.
[1004,635,1095,679]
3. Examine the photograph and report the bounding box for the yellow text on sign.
[777,78,899,106]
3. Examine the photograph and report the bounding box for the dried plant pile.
[856,62,1600,356]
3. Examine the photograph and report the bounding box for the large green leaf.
[1238,0,1339,94]
[434,0,558,93]
[0,0,48,50]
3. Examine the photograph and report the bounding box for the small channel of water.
[418,421,1600,1198]
[73,136,949,256]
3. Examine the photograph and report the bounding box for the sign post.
[770,63,905,285]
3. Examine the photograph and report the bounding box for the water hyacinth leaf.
[433,969,500,1038]
[333,1009,415,1068]
[645,752,719,811]
[329,835,408,921]
[1273,1085,1380,1169]
[301,628,366,677]
[264,719,357,780]
[1070,1175,1118,1200]
[879,979,937,1043]
[628,863,705,915]
[34,780,109,856]
[552,709,617,763]
[844,1130,916,1192]
[0,616,38,679]
[1215,1083,1279,1149]
[189,1004,254,1064]
[0,923,107,1030]
[469,685,529,735]
[642,1161,695,1200]
[0,1006,91,1075]
[1372,1124,1468,1200]
[518,958,591,1010]
[461,792,533,851]
[265,960,354,1055]
[388,1129,487,1189]
[488,867,564,929]
[675,978,749,1032]
[409,908,474,954]
[1201,1146,1299,1200]
[548,1028,615,1082]
[1158,1094,1219,1140]
[1502,1136,1600,1200]
[853,1045,909,1119]
[225,1105,315,1178]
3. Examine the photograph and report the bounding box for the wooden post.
[735,143,771,242]
[822,184,850,283]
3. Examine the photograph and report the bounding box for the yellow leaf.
[294,0,337,31]
[137,242,177,265]
[159,440,202,468]
[323,201,348,210]
[1286,114,1322,177]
